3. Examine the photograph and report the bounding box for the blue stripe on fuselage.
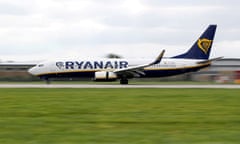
[143,63,210,77]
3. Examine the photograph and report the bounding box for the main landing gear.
[120,78,128,85]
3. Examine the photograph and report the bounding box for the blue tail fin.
[173,25,217,59]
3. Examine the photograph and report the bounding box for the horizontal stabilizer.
[197,57,223,64]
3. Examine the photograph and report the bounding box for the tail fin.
[173,25,217,59]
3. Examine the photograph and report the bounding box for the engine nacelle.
[94,71,117,81]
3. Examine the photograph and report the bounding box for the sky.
[0,0,240,61]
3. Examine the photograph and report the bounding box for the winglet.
[113,49,165,74]
[151,49,165,65]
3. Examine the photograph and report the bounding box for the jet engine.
[94,71,117,81]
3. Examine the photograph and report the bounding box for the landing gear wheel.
[45,79,51,84]
[120,78,128,85]
[41,76,51,84]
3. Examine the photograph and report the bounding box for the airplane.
[28,25,220,84]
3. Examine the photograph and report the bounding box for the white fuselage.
[28,58,209,78]
[27,25,217,84]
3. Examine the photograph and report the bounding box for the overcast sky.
[0,0,240,61]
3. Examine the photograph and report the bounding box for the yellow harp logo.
[197,38,212,54]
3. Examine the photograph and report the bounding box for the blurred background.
[0,58,240,84]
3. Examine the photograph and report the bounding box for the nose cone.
[28,67,37,75]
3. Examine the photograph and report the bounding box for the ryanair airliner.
[28,25,220,84]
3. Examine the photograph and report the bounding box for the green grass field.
[0,88,240,144]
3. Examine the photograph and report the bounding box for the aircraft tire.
[120,78,128,85]
[40,76,51,84]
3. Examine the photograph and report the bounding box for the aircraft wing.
[114,50,165,77]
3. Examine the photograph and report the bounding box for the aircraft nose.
[28,67,37,75]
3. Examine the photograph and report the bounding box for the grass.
[0,88,240,143]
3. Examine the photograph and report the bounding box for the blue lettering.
[66,61,74,69]
[104,61,114,69]
[94,61,103,69]
[114,61,118,69]
[84,61,93,69]
[75,61,84,69]
[64,61,128,70]
[120,61,128,69]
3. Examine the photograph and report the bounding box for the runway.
[0,84,240,88]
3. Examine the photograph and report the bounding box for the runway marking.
[0,84,240,88]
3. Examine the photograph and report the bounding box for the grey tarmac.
[0,84,240,88]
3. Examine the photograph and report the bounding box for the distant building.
[0,62,36,81]
[191,59,240,83]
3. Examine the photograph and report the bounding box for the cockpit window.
[38,64,44,67]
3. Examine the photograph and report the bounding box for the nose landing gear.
[40,76,51,84]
